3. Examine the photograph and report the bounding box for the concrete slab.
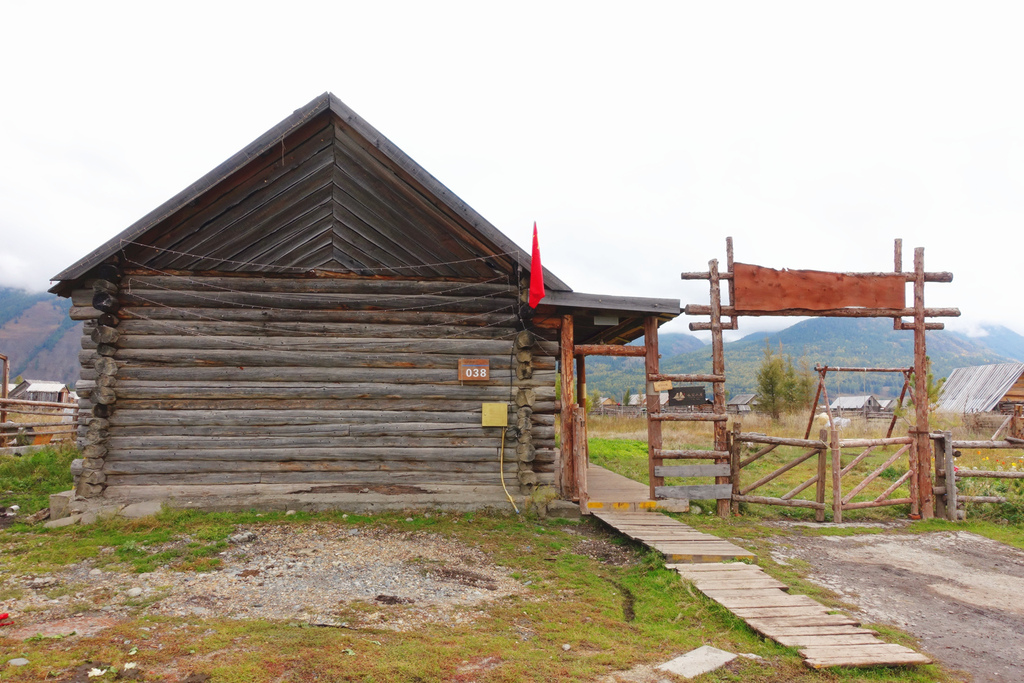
[44,513,81,528]
[656,646,737,679]
[120,500,164,519]
[49,490,74,520]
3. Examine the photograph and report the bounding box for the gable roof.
[727,393,758,406]
[937,362,1024,414]
[830,395,879,410]
[50,93,572,294]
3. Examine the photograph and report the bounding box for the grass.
[0,444,77,513]
[0,507,955,682]
[0,431,1010,681]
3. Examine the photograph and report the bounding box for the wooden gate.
[730,425,917,522]
[682,238,958,519]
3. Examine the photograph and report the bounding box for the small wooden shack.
[9,380,71,404]
[50,93,678,511]
[829,395,882,417]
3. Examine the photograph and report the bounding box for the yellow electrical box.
[481,403,508,427]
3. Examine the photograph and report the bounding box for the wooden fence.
[0,397,80,450]
[730,424,916,522]
[932,431,1024,520]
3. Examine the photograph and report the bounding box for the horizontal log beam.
[104,460,519,475]
[572,344,645,357]
[648,373,725,383]
[731,494,826,510]
[115,316,519,337]
[949,440,1024,449]
[736,433,826,449]
[81,349,554,372]
[121,275,516,296]
[654,449,731,459]
[0,398,77,409]
[107,335,557,356]
[681,270,952,283]
[814,366,912,374]
[649,413,728,422]
[685,304,960,318]
[838,437,913,447]
[112,398,559,413]
[954,470,1024,479]
[80,366,557,385]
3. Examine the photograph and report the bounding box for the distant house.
[877,398,897,413]
[937,363,1024,414]
[629,393,669,408]
[9,379,72,404]
[830,395,882,416]
[727,393,758,414]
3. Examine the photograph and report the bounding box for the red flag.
[529,222,545,308]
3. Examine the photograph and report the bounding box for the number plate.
[458,359,490,381]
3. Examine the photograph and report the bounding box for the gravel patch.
[1,522,525,633]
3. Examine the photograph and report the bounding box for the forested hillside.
[0,287,82,385]
[584,319,1024,402]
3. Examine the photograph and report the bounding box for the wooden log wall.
[70,271,559,501]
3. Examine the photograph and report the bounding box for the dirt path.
[768,525,1024,683]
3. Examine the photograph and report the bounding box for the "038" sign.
[458,359,490,381]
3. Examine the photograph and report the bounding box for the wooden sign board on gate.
[733,263,905,312]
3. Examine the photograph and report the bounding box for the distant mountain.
[967,325,1024,362]
[584,318,1019,401]
[0,287,82,386]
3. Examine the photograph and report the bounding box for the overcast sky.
[2,1,1021,340]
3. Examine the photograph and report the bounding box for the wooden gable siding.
[123,113,508,280]
[74,274,557,495]
[1002,374,1024,404]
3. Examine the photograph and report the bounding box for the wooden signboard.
[668,386,707,407]
[733,263,905,312]
[458,358,490,381]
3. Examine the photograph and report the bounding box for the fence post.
[943,430,958,522]
[730,421,741,515]
[831,426,842,523]
[816,428,828,523]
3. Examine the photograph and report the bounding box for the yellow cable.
[499,428,520,514]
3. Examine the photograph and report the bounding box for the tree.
[755,342,814,420]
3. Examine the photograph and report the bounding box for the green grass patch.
[0,444,77,513]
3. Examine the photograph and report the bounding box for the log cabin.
[49,93,679,512]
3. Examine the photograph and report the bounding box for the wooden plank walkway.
[592,510,931,669]
[592,510,755,563]
[584,465,687,513]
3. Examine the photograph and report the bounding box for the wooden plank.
[668,563,758,572]
[753,625,877,637]
[774,635,881,647]
[732,262,905,312]
[743,615,860,628]
[698,588,794,600]
[728,606,837,619]
[685,578,787,590]
[709,595,821,609]
[655,484,733,500]
[655,464,731,477]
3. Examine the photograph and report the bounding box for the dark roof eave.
[536,290,681,317]
[49,92,572,294]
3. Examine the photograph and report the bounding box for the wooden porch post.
[913,248,934,519]
[644,315,663,500]
[560,314,576,500]
[710,259,730,517]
